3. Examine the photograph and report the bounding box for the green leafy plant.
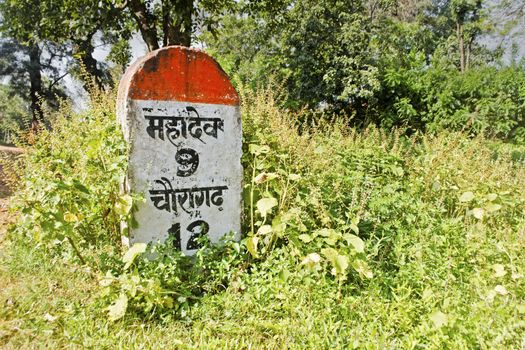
[100,235,247,321]
[11,91,128,265]
[4,83,525,348]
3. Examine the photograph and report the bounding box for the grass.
[0,240,353,349]
[1,233,524,349]
[1,88,525,349]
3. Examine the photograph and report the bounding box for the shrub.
[10,91,128,264]
[381,62,525,142]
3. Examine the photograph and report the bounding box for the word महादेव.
[143,106,224,145]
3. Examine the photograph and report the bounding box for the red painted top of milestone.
[121,46,239,106]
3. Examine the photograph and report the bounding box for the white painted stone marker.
[117,46,242,255]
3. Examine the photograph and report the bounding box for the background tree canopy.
[0,0,524,142]
[204,0,525,139]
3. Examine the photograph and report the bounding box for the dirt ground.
[0,145,23,238]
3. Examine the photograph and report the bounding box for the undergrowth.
[1,85,525,348]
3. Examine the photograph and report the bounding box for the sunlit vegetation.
[1,87,524,348]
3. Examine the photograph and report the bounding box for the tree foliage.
[0,83,31,143]
[202,0,525,141]
[0,0,524,140]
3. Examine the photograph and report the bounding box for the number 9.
[175,148,199,177]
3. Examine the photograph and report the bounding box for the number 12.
[168,220,210,251]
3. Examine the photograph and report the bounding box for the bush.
[380,62,525,142]
[0,84,31,144]
[11,91,128,263]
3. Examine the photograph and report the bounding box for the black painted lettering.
[168,223,182,250]
[186,220,209,250]
[176,148,199,177]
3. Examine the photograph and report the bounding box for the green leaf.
[321,248,338,263]
[486,193,497,201]
[298,234,313,243]
[72,181,90,194]
[86,138,102,159]
[459,191,475,202]
[254,172,279,184]
[232,242,240,254]
[63,212,78,223]
[429,311,448,328]
[271,215,287,237]
[472,208,484,220]
[349,223,359,234]
[493,264,506,278]
[486,203,502,213]
[494,284,508,295]
[257,225,273,235]
[352,259,373,279]
[249,144,270,155]
[99,271,114,287]
[115,194,133,216]
[324,237,338,246]
[164,296,174,309]
[334,254,349,275]
[122,243,147,270]
[246,236,259,258]
[322,248,349,277]
[344,234,365,253]
[316,228,334,237]
[108,294,128,321]
[256,197,278,217]
[301,252,321,268]
[391,166,404,177]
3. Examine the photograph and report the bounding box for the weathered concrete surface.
[117,46,242,255]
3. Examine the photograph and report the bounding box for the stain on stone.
[143,53,160,73]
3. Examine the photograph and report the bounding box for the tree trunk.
[457,21,465,73]
[466,40,471,72]
[129,0,160,51]
[73,34,108,92]
[162,0,193,47]
[27,44,44,128]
